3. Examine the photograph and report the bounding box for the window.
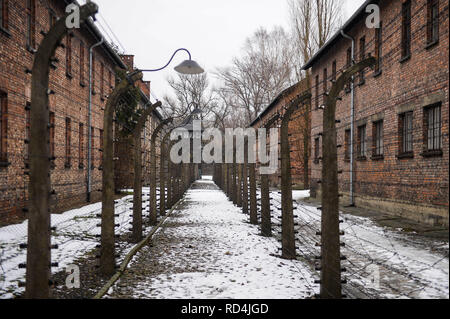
[108,70,113,89]
[424,103,442,153]
[49,9,57,29]
[100,63,105,99]
[359,36,366,84]
[1,0,9,30]
[99,129,103,166]
[79,123,84,168]
[399,112,413,155]
[427,0,439,45]
[25,103,31,160]
[357,125,367,159]
[345,47,352,92]
[344,129,351,161]
[80,41,86,86]
[401,0,412,59]
[0,91,7,164]
[65,118,71,168]
[332,60,337,82]
[314,137,320,163]
[49,112,55,168]
[375,22,382,74]
[323,68,328,93]
[315,75,319,109]
[66,35,72,77]
[373,120,384,158]
[26,0,36,49]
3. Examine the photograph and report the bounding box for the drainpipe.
[340,30,355,207]
[87,37,104,202]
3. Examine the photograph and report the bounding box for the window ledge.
[356,156,367,162]
[425,40,439,50]
[420,149,443,158]
[0,26,11,38]
[397,152,414,159]
[399,54,411,64]
[371,154,384,161]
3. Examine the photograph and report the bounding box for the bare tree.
[288,0,342,80]
[162,73,217,123]
[315,0,342,48]
[216,27,295,125]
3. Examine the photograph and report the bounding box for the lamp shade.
[174,60,205,75]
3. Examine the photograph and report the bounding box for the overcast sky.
[85,0,366,101]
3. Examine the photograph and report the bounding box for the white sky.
[87,0,366,101]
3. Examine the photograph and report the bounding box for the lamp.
[130,48,204,77]
[174,60,204,75]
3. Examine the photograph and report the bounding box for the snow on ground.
[268,193,449,299]
[106,179,318,299]
[292,190,310,201]
[0,188,159,299]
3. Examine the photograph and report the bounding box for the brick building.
[0,0,161,224]
[302,0,448,226]
[250,80,310,188]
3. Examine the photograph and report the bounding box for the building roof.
[64,1,164,121]
[302,0,377,70]
[63,0,127,69]
[249,80,308,127]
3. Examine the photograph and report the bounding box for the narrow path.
[106,177,316,299]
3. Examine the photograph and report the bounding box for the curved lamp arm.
[128,48,203,78]
[141,48,192,73]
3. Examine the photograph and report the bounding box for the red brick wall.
[308,0,448,213]
[252,80,311,188]
[0,0,159,224]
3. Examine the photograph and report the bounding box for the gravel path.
[106,178,316,299]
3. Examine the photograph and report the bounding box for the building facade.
[302,0,448,226]
[250,80,311,189]
[0,0,161,224]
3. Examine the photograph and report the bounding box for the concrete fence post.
[260,115,279,237]
[249,161,258,225]
[26,2,99,298]
[280,93,311,260]
[320,57,376,299]
[232,145,237,205]
[160,132,171,216]
[242,138,249,215]
[131,102,161,243]
[149,118,173,225]
[237,163,243,208]
[100,71,143,277]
